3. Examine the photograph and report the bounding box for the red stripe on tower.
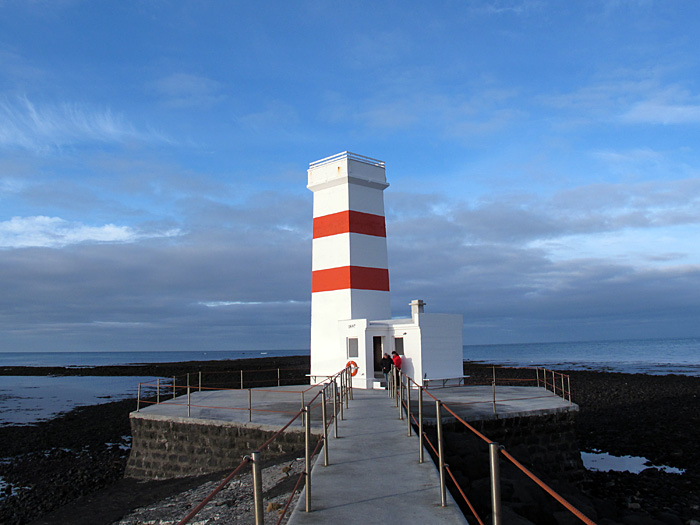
[312,266,390,293]
[313,210,386,239]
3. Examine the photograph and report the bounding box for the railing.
[390,367,595,525]
[176,365,354,525]
[308,151,385,169]
[135,366,313,419]
[420,366,573,414]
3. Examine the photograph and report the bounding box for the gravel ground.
[0,357,698,524]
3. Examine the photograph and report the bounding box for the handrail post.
[333,379,339,435]
[304,405,312,512]
[348,368,353,400]
[172,376,176,399]
[552,369,555,394]
[568,376,572,404]
[277,367,281,387]
[322,389,329,466]
[561,374,565,400]
[240,370,244,390]
[398,373,404,420]
[156,378,160,404]
[344,371,349,410]
[251,451,264,525]
[536,367,540,388]
[492,367,497,414]
[489,442,502,525]
[436,400,447,507]
[248,388,252,422]
[136,383,141,412]
[198,371,202,392]
[406,379,412,436]
[339,376,344,421]
[394,368,399,405]
[418,386,424,463]
[187,373,191,417]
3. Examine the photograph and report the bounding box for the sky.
[1,0,700,353]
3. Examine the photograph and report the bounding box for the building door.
[373,336,383,371]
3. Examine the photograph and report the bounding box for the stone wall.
[125,414,310,480]
[453,411,584,482]
[426,411,593,523]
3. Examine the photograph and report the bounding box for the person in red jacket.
[391,350,402,370]
[391,351,402,393]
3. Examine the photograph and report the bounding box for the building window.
[347,338,359,358]
[394,337,404,356]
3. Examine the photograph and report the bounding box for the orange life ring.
[346,360,358,376]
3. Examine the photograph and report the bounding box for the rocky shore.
[0,357,698,524]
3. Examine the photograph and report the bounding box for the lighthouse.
[308,152,391,380]
[308,152,463,388]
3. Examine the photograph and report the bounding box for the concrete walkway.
[287,388,468,525]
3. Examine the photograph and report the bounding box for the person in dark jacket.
[381,353,393,389]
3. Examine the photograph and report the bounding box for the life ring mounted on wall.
[346,360,359,376]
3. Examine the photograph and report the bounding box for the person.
[392,350,402,371]
[391,351,402,393]
[381,353,393,389]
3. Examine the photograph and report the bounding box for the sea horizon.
[1,336,698,426]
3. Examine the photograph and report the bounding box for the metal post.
[492,367,497,414]
[561,374,565,400]
[136,383,141,412]
[333,379,339,437]
[173,376,176,399]
[251,451,264,525]
[339,377,344,421]
[277,367,281,387]
[398,373,404,419]
[156,378,160,404]
[394,368,399,405]
[198,371,202,392]
[436,400,447,507]
[187,373,191,417]
[536,367,540,388]
[489,442,502,525]
[322,389,329,466]
[349,368,353,400]
[567,376,572,404]
[406,380,412,436]
[344,371,349,410]
[418,386,424,463]
[241,370,244,390]
[552,370,556,395]
[248,388,252,422]
[304,406,311,512]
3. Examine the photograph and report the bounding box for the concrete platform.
[287,388,468,525]
[134,384,329,432]
[415,385,578,424]
[134,383,576,430]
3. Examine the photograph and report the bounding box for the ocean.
[1,338,698,426]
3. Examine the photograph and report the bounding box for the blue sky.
[1,0,700,353]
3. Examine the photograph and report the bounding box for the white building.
[308,152,463,388]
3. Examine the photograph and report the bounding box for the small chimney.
[409,299,426,317]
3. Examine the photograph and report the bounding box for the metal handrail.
[177,365,352,525]
[399,369,595,525]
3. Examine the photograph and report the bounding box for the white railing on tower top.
[309,151,385,169]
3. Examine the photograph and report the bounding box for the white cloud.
[0,96,168,153]
[620,101,700,125]
[199,300,307,307]
[0,216,181,249]
[148,73,225,109]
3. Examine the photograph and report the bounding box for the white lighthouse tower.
[308,152,391,381]
[308,152,463,388]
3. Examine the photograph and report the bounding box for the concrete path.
[286,388,468,525]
